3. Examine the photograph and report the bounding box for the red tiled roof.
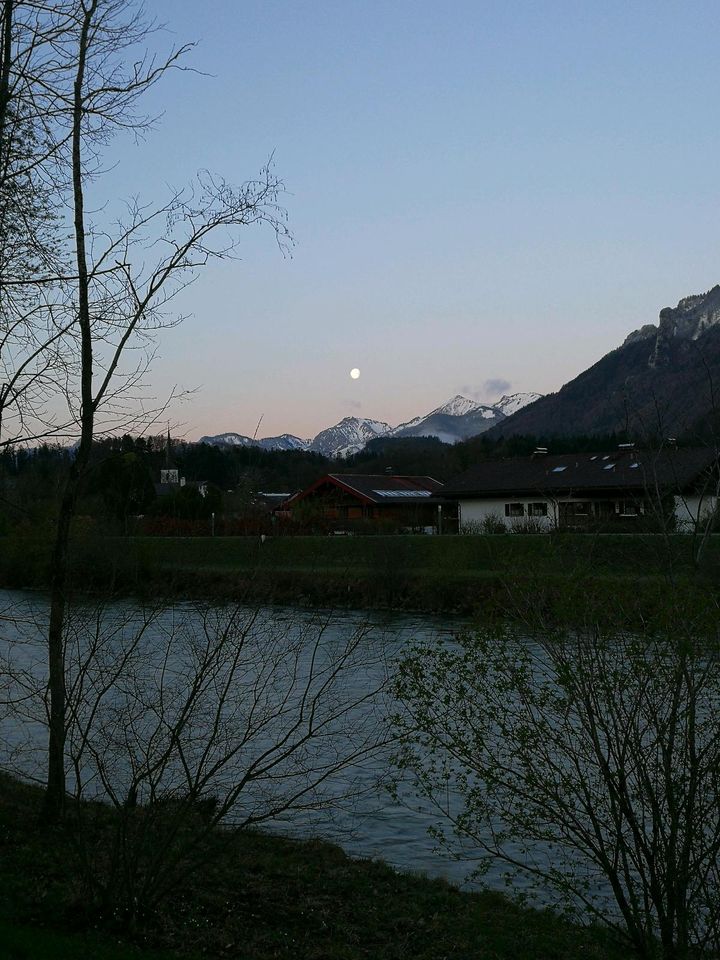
[286,474,443,507]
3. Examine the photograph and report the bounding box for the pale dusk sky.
[98,0,720,440]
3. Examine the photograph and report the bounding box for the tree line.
[0,428,642,534]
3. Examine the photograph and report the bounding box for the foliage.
[90,453,157,524]
[393,600,720,959]
[461,513,508,535]
[149,484,221,521]
[509,516,549,534]
[175,441,329,494]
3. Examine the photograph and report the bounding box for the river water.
[0,590,565,899]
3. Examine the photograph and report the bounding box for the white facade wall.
[459,497,557,532]
[674,494,718,532]
[458,492,718,533]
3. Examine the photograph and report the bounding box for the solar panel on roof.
[551,466,567,473]
[372,489,432,497]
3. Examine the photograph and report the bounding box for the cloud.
[343,399,362,411]
[483,378,512,398]
[459,379,512,402]
[459,384,484,402]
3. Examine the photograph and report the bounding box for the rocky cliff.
[487,287,720,440]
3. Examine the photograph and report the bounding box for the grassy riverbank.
[1,530,718,618]
[0,773,622,960]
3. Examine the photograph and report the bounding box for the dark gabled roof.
[437,447,719,499]
[286,474,443,507]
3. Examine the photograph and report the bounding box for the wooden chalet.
[283,474,451,532]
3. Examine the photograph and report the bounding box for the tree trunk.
[41,0,95,825]
[42,460,82,822]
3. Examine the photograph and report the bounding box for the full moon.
[350,368,360,379]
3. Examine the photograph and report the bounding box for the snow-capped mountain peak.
[389,396,497,443]
[389,396,482,436]
[427,395,483,418]
[198,431,255,447]
[310,417,391,459]
[199,431,311,451]
[199,393,543,458]
[258,434,312,452]
[493,393,543,418]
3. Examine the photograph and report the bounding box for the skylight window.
[604,463,615,470]
[630,462,640,469]
[551,466,567,473]
[372,489,431,497]
[602,455,610,461]
[590,456,598,461]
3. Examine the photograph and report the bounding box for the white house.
[436,446,719,533]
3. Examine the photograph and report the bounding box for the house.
[282,474,452,532]
[437,445,719,532]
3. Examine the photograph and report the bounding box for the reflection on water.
[0,590,538,895]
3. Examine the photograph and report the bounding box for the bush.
[509,517,548,534]
[461,515,508,535]
[394,596,720,959]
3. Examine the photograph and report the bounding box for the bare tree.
[1,598,389,921]
[19,0,290,822]
[0,1,78,447]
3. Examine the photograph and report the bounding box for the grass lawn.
[2,531,718,617]
[122,531,720,583]
[0,773,624,960]
[0,921,184,960]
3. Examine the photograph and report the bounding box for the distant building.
[283,474,453,532]
[154,475,208,498]
[254,492,293,512]
[438,446,719,532]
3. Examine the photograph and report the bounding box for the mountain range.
[200,285,720,455]
[488,285,720,440]
[200,393,542,459]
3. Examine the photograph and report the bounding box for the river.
[0,589,572,901]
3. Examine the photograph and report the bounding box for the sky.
[98,0,720,441]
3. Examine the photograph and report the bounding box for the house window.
[528,502,548,517]
[504,503,525,517]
